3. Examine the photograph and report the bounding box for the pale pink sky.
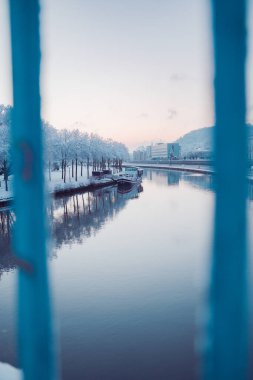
[0,0,252,150]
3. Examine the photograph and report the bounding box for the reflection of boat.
[93,185,116,197]
[117,183,143,200]
[113,167,143,188]
[117,183,143,195]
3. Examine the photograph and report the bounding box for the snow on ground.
[0,166,114,202]
[0,362,22,380]
[2,165,253,202]
[46,167,91,193]
[0,174,13,201]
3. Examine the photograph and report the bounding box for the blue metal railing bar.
[206,0,249,379]
[9,0,57,379]
[6,0,250,379]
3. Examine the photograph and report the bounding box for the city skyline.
[0,0,252,150]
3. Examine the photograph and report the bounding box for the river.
[0,169,252,379]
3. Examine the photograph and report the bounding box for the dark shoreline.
[2,166,253,209]
[53,179,116,198]
[0,179,116,208]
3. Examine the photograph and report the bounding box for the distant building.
[133,148,147,161]
[133,142,181,161]
[167,143,181,159]
[151,143,167,159]
[146,146,152,160]
[151,143,181,159]
[249,135,253,160]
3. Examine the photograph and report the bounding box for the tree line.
[0,104,129,189]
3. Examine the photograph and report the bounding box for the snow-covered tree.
[0,104,130,167]
[0,105,11,161]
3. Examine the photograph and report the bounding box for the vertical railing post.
[9,1,56,379]
[206,0,249,379]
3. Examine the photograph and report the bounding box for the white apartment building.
[151,143,168,159]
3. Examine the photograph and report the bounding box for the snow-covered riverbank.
[125,163,214,174]
[0,168,115,205]
[127,163,253,183]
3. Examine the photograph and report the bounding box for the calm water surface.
[1,169,249,379]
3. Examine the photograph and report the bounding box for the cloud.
[167,108,177,120]
[137,113,149,119]
[170,73,187,82]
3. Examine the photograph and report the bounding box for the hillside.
[175,127,213,155]
[175,125,253,155]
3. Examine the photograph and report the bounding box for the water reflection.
[1,170,253,275]
[0,209,16,275]
[0,169,252,380]
[182,173,215,192]
[0,184,144,273]
[52,184,143,249]
[143,169,215,192]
